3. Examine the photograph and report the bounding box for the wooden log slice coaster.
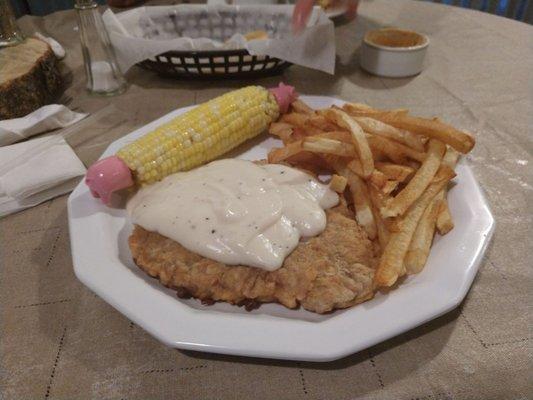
[0,38,64,120]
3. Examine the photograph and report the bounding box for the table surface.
[1,1,532,399]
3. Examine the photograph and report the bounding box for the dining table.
[1,0,531,399]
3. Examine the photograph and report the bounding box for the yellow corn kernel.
[117,86,279,185]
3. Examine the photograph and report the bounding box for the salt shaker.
[75,0,127,96]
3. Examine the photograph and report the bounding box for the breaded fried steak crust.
[129,209,377,314]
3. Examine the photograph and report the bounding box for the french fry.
[436,147,460,235]
[368,138,404,164]
[291,100,314,115]
[369,112,475,154]
[374,211,390,252]
[375,162,415,182]
[381,139,446,218]
[280,112,310,128]
[374,166,456,287]
[291,127,308,142]
[382,180,399,195]
[302,124,327,137]
[308,115,339,131]
[309,134,365,178]
[342,102,374,112]
[348,172,377,240]
[342,103,409,117]
[368,186,390,250]
[302,137,357,157]
[329,174,348,193]
[268,141,304,163]
[436,196,454,235]
[369,169,388,189]
[402,128,428,146]
[324,156,377,240]
[316,130,352,143]
[352,116,426,152]
[367,135,426,163]
[347,158,364,178]
[368,182,384,208]
[369,187,397,235]
[269,122,293,142]
[324,109,374,178]
[404,196,440,274]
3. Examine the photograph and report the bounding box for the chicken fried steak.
[129,208,377,314]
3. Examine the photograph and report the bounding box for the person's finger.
[292,0,314,34]
[345,0,360,20]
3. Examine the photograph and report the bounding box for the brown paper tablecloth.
[1,1,531,399]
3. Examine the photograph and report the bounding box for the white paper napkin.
[0,104,88,147]
[34,32,66,59]
[0,135,86,217]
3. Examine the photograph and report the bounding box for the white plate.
[68,95,494,362]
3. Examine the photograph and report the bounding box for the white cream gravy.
[127,159,338,271]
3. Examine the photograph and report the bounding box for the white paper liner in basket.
[102,5,335,74]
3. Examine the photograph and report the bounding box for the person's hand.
[345,0,359,19]
[292,0,315,34]
[292,0,359,34]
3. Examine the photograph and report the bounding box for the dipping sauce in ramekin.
[360,28,429,78]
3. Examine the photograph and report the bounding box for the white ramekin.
[359,28,429,78]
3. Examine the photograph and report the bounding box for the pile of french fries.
[268,100,475,288]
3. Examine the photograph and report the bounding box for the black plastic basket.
[138,49,291,79]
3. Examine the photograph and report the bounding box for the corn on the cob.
[85,83,296,205]
[117,86,279,185]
